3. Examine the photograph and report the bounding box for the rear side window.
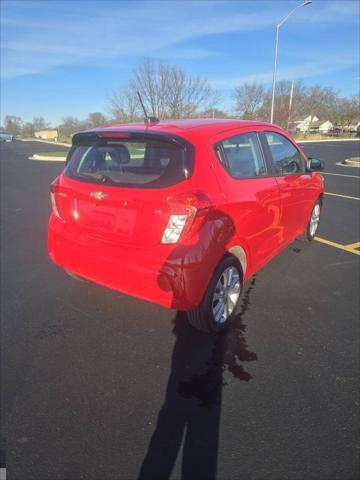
[216,132,267,179]
[264,132,304,175]
[64,138,190,188]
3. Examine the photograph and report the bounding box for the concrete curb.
[297,138,360,144]
[20,138,71,147]
[29,154,66,162]
[335,159,360,168]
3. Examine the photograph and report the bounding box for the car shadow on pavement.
[138,277,257,480]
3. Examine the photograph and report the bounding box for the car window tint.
[65,139,188,188]
[265,132,304,175]
[219,132,267,178]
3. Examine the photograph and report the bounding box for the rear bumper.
[48,215,210,310]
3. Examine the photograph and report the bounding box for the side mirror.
[306,157,324,171]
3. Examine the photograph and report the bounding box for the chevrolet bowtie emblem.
[90,191,108,200]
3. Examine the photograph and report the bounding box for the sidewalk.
[20,138,70,147]
[29,154,67,162]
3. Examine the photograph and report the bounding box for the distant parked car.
[329,127,342,136]
[48,119,324,333]
[0,132,15,142]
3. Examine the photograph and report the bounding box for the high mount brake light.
[98,133,131,138]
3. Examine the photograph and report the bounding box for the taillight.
[50,177,61,219]
[50,177,70,221]
[161,192,212,244]
[161,215,189,244]
[50,191,61,219]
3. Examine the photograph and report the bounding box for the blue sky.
[1,0,359,126]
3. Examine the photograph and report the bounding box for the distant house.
[34,129,58,141]
[288,115,319,133]
[289,116,333,134]
[343,122,360,133]
[308,120,333,134]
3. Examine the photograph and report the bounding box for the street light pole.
[270,1,312,124]
[287,79,295,130]
[270,23,280,124]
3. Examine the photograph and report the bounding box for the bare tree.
[85,112,108,129]
[259,80,308,128]
[301,85,338,122]
[233,79,350,128]
[110,60,218,120]
[234,82,266,120]
[4,115,23,135]
[22,122,35,137]
[200,108,229,119]
[333,95,360,126]
[33,117,49,131]
[110,85,142,123]
[58,116,84,137]
[344,95,360,124]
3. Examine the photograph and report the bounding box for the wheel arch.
[318,192,324,207]
[226,245,247,279]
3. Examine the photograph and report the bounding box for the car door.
[260,130,314,241]
[212,129,282,273]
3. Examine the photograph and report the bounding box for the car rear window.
[64,137,192,188]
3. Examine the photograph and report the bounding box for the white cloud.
[1,0,358,78]
[210,52,359,89]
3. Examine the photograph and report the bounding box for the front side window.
[216,132,267,179]
[264,132,304,175]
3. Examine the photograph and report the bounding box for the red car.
[48,119,324,332]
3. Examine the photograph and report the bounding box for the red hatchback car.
[48,119,324,332]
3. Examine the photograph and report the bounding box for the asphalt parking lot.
[1,139,359,480]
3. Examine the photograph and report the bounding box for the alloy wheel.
[309,203,321,237]
[212,266,241,324]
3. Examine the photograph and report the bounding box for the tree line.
[2,60,359,137]
[234,80,359,128]
[1,112,108,138]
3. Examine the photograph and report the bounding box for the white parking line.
[324,192,360,201]
[28,155,66,162]
[321,172,360,178]
[321,172,360,179]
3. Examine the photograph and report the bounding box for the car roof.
[87,118,274,139]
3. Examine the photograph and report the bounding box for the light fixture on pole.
[270,1,312,124]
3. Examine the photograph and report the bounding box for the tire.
[187,255,243,333]
[301,199,322,242]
